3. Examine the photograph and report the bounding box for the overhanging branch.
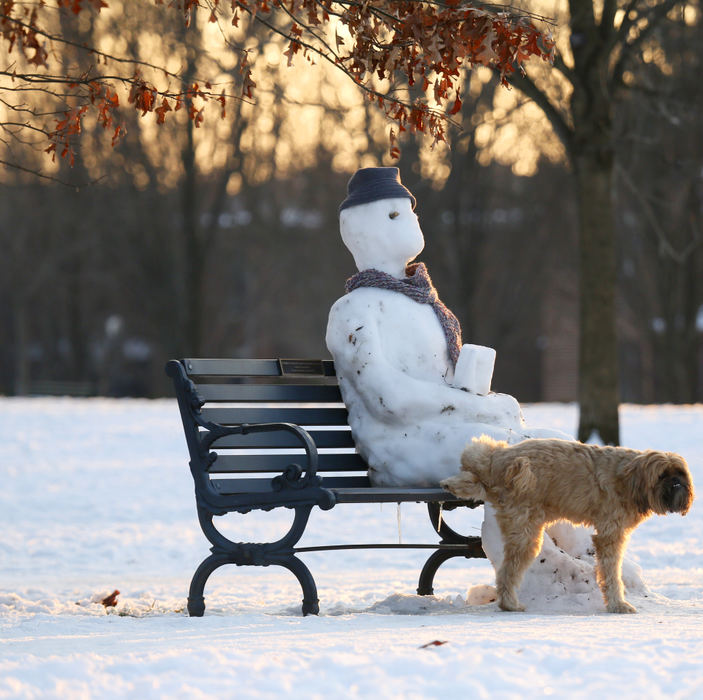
[506,70,573,154]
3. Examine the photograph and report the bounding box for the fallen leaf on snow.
[419,640,449,649]
[101,590,120,607]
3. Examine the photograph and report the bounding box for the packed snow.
[1,399,702,699]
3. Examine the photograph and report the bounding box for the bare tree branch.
[0,157,79,185]
[600,0,619,38]
[616,161,701,264]
[507,69,573,153]
[552,53,575,82]
[611,0,682,87]
[0,11,243,85]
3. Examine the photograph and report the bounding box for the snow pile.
[1,399,702,698]
[479,516,648,614]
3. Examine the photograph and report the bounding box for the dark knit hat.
[339,167,416,214]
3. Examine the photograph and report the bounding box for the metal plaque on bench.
[279,359,325,376]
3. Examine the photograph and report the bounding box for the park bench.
[166,357,484,616]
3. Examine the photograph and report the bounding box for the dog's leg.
[495,514,545,612]
[592,528,636,614]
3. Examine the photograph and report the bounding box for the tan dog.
[441,436,694,613]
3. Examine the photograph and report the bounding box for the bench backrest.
[171,358,368,480]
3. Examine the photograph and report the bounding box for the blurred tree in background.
[476,0,703,443]
[1,1,701,430]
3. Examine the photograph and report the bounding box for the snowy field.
[1,398,702,699]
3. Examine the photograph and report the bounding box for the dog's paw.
[498,598,526,612]
[606,600,637,614]
[439,476,458,491]
[440,475,484,500]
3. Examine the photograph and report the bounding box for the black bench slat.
[209,429,355,449]
[183,358,336,377]
[333,487,464,504]
[210,477,461,503]
[197,384,343,403]
[210,452,368,473]
[211,477,276,494]
[200,407,350,426]
[316,475,370,488]
[183,358,280,377]
[210,475,372,493]
[184,358,281,376]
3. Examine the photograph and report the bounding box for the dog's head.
[622,451,694,516]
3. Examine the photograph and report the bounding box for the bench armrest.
[201,421,321,491]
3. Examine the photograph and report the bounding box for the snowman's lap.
[166,357,485,616]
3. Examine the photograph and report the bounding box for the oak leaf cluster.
[1,0,553,165]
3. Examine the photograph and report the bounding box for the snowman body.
[326,195,527,487]
[327,287,525,486]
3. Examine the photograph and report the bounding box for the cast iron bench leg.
[417,550,462,596]
[189,505,320,616]
[188,552,232,616]
[280,556,320,616]
[417,502,486,595]
[187,552,319,617]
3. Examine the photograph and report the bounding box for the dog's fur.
[441,437,694,613]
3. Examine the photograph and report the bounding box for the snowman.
[326,168,647,610]
[326,166,562,487]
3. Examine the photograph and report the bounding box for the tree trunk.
[59,7,93,384]
[573,150,620,443]
[13,296,29,395]
[681,240,700,403]
[182,111,203,355]
[180,32,204,356]
[569,2,620,444]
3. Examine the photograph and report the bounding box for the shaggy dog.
[441,437,694,614]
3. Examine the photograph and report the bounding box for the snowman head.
[339,168,424,277]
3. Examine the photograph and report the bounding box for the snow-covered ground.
[1,399,701,699]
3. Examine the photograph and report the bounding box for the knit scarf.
[344,262,462,368]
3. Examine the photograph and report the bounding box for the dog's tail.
[442,435,538,500]
[465,436,537,497]
[461,434,508,469]
[503,457,537,496]
[440,435,506,501]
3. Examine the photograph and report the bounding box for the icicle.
[437,503,443,533]
[397,503,402,544]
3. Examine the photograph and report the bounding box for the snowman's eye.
[389,211,400,220]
